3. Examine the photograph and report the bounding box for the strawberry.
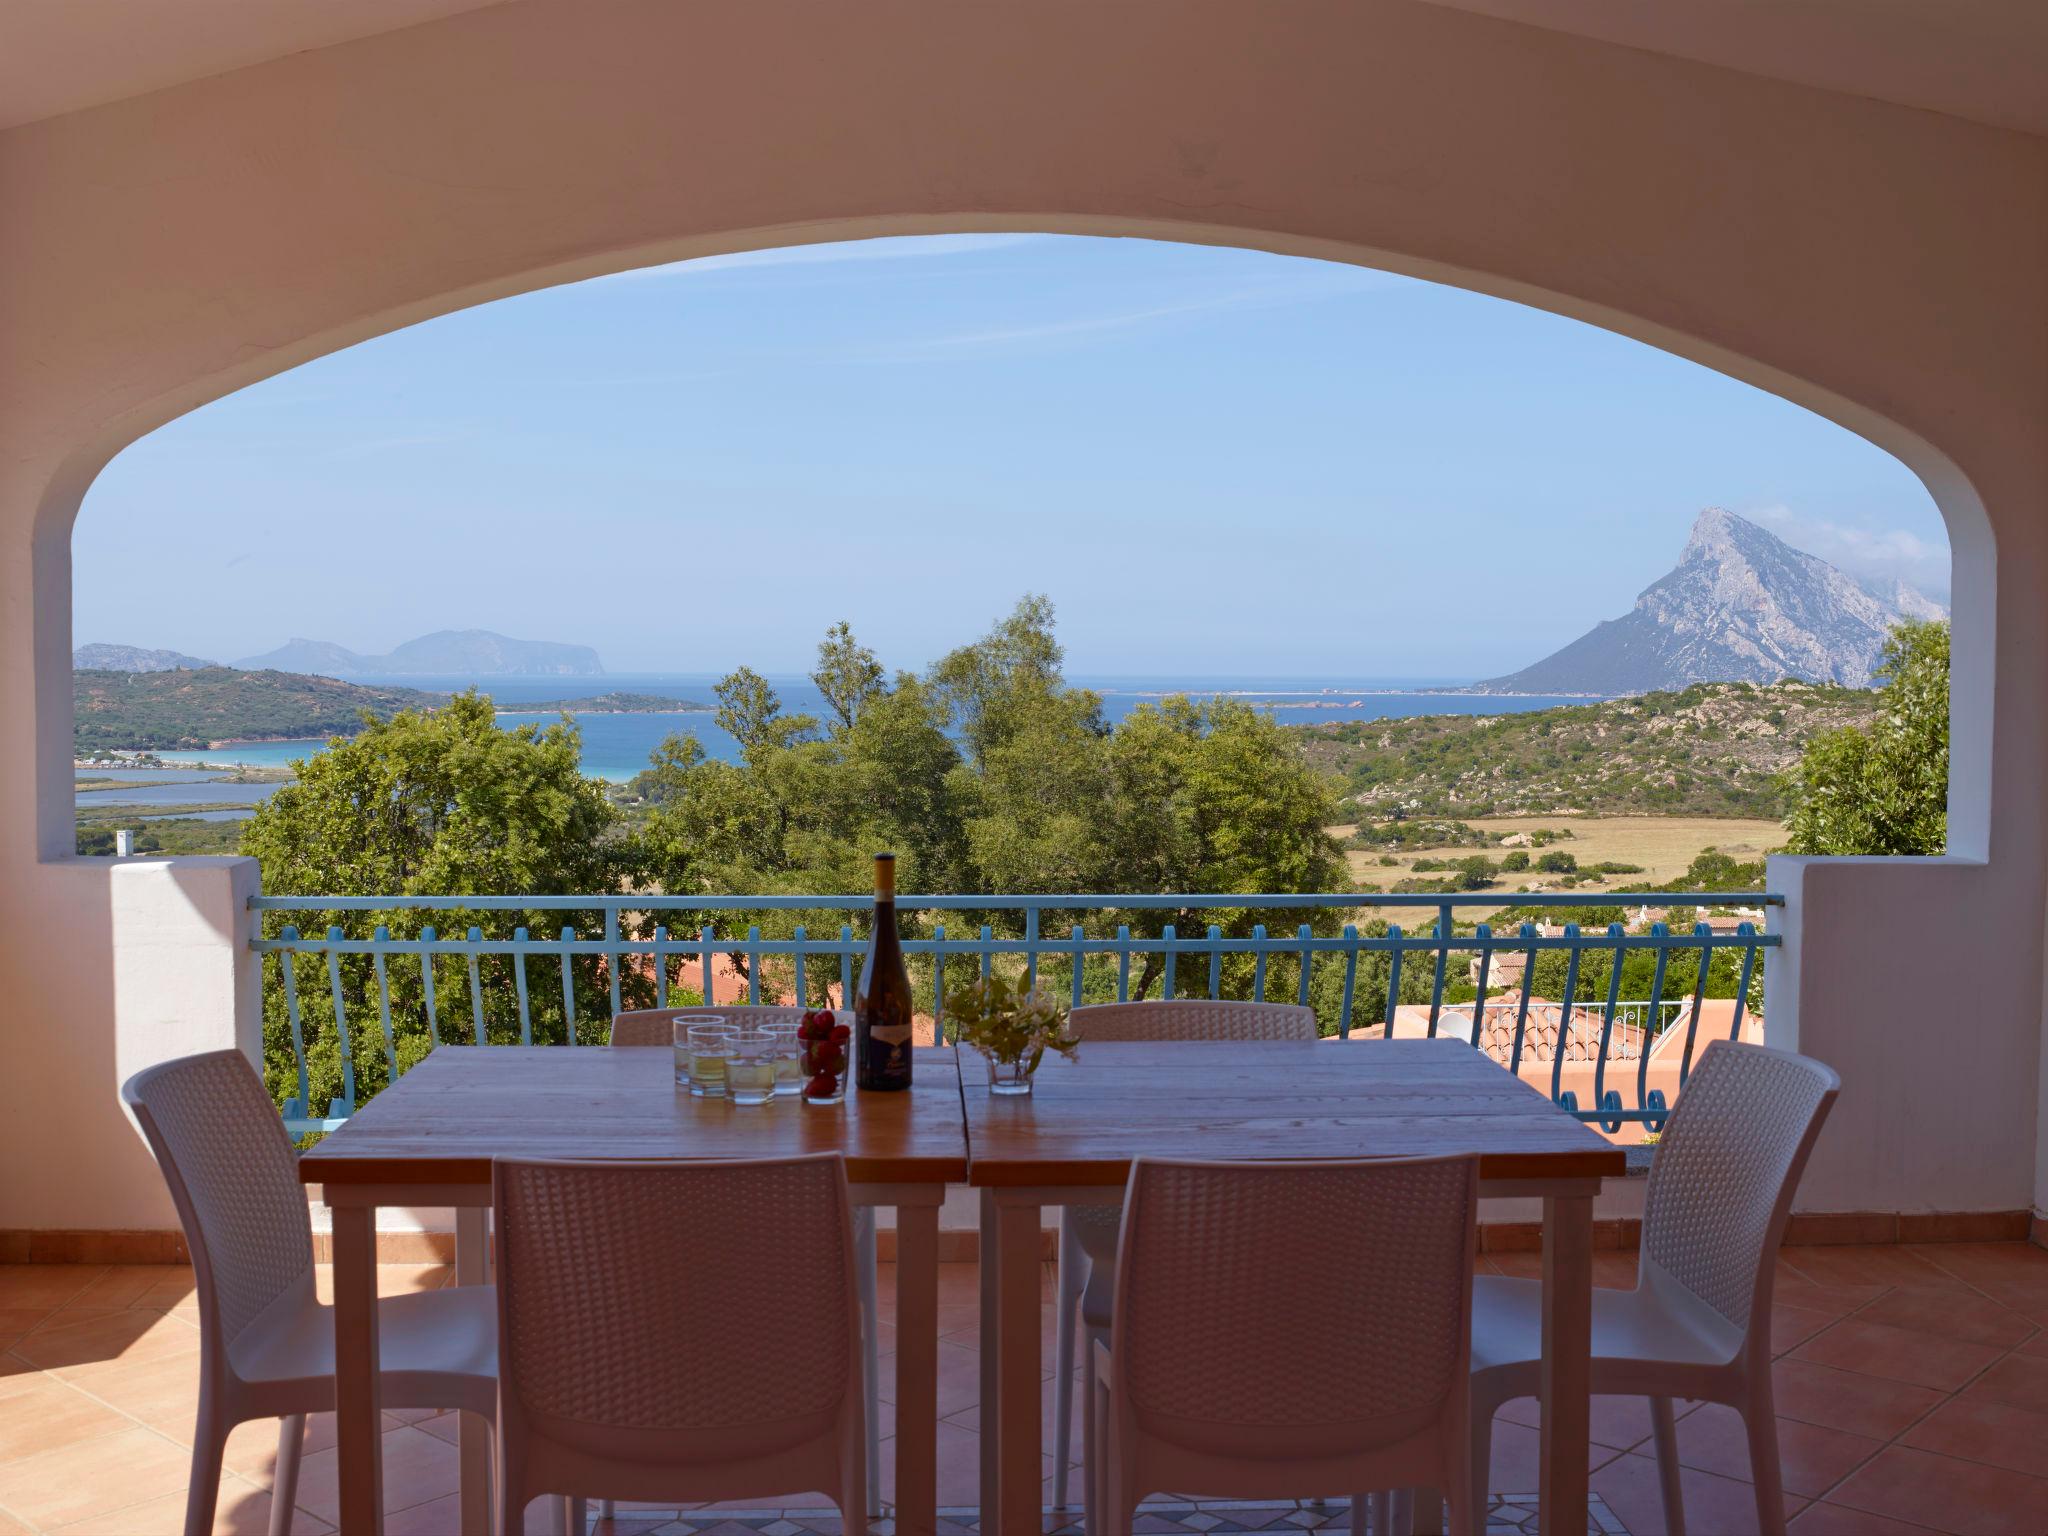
[812,1042,845,1074]
[803,1071,839,1098]
[829,1023,851,1044]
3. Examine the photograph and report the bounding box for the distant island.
[73,643,217,672]
[74,668,443,751]
[237,628,604,678]
[503,692,709,715]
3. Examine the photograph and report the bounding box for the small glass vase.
[986,1055,1034,1097]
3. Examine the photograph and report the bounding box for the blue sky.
[74,234,1948,680]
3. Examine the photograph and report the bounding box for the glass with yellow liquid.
[765,1020,803,1096]
[681,1018,734,1097]
[727,1029,778,1107]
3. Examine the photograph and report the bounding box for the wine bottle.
[855,852,915,1091]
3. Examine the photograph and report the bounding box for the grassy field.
[1341,814,1785,892]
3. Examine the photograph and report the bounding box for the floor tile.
[1768,1278,1883,1320]
[1769,1359,1946,1440]
[1637,1402,1883,1497]
[1788,1502,1946,1534]
[0,1425,194,1529]
[1902,1392,2048,1480]
[1904,1242,2048,1286]
[1825,1444,2048,1536]
[49,1473,335,1534]
[289,1424,460,1524]
[1769,1304,1837,1357]
[1960,1351,2048,1414]
[1589,1452,1804,1536]
[11,1307,200,1377]
[0,1378,131,1465]
[1790,1316,2004,1392]
[1493,1395,1669,1454]
[0,1268,107,1312]
[1854,1285,2039,1349]
[1777,1246,1961,1292]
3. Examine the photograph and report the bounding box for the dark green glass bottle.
[855,852,914,1090]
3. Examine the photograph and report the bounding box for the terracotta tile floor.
[1,1244,2045,1534]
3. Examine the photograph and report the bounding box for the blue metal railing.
[251,891,1779,1135]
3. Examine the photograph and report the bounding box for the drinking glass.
[765,1021,803,1096]
[727,1029,778,1106]
[682,1018,734,1098]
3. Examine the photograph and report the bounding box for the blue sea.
[139,672,1592,787]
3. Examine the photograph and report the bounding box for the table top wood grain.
[960,1037,1625,1186]
[299,1045,969,1188]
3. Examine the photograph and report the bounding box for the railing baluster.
[1161,924,1177,1001]
[1591,922,1626,1132]
[654,925,668,1008]
[1071,925,1086,1010]
[419,925,440,1047]
[1552,924,1584,1108]
[1116,925,1132,1001]
[1384,925,1404,1041]
[1427,902,1451,1035]
[932,923,946,1039]
[1638,923,1672,1128]
[1252,923,1268,1002]
[279,926,308,1122]
[1024,905,1040,993]
[747,925,762,1004]
[979,924,993,982]
[1678,921,1712,1086]
[513,928,531,1045]
[466,927,485,1044]
[560,926,578,1043]
[702,925,717,1008]
[324,927,356,1116]
[793,924,807,1008]
[1207,924,1222,999]
[1470,923,1494,1052]
[1728,922,1760,1042]
[1510,923,1537,1074]
[605,908,622,1020]
[840,925,853,1007]
[371,925,397,1079]
[1296,923,1313,1008]
[1338,924,1358,1039]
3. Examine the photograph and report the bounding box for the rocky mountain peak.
[1475,508,1946,695]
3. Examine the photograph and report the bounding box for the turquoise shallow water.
[147,673,1594,782]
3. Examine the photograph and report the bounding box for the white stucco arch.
[3,0,2042,1230]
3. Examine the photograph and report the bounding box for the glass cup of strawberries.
[798,1008,851,1105]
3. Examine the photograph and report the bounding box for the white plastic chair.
[1091,1154,1480,1535]
[609,1006,882,1520]
[123,1049,498,1536]
[1052,999,1318,1522]
[490,1152,867,1535]
[1469,1042,1839,1536]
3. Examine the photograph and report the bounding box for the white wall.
[1,0,2043,1229]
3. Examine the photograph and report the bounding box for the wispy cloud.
[1748,504,1952,600]
[912,271,1398,354]
[604,233,1046,281]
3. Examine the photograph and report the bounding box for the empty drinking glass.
[728,1029,778,1106]
[764,1020,803,1096]
[682,1018,734,1098]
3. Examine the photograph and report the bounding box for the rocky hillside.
[74,668,443,752]
[73,643,216,672]
[1476,508,1945,694]
[1298,679,1879,818]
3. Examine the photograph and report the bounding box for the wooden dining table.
[297,1043,967,1536]
[963,1037,1627,1535]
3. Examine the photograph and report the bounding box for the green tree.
[811,620,885,733]
[1785,619,1949,855]
[241,693,629,1116]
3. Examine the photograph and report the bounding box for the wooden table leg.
[1540,1190,1595,1535]
[978,1189,999,1525]
[454,1206,490,1536]
[893,1196,941,1536]
[330,1199,385,1536]
[997,1197,1043,1535]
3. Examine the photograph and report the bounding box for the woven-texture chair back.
[610,1004,815,1048]
[1119,1155,1477,1431]
[1641,1041,1839,1330]
[122,1050,314,1343]
[1070,999,1317,1042]
[495,1154,853,1431]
